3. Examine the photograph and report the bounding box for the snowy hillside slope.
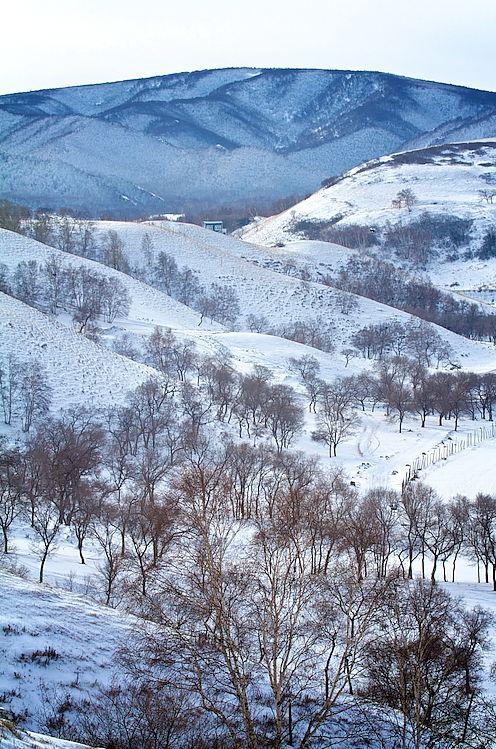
[0,293,154,412]
[2,68,496,213]
[0,570,131,730]
[94,219,371,341]
[0,223,441,411]
[2,219,496,494]
[420,438,496,499]
[150,219,357,275]
[0,224,422,407]
[0,229,217,333]
[0,223,398,366]
[2,219,496,405]
[94,219,496,370]
[240,140,496,253]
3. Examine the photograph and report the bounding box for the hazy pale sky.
[2,0,496,95]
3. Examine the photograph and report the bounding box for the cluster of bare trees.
[136,245,241,327]
[0,342,308,587]
[61,577,493,749]
[15,210,131,271]
[2,256,131,333]
[4,364,495,592]
[332,255,496,342]
[289,352,496,439]
[0,356,51,433]
[1,346,496,746]
[0,200,35,234]
[478,189,496,205]
[350,319,452,366]
[272,317,336,352]
[2,210,241,330]
[291,218,379,250]
[371,361,496,433]
[146,328,305,451]
[246,313,336,352]
[10,435,494,748]
[2,208,243,329]
[381,211,472,265]
[0,202,137,276]
[0,390,184,585]
[292,207,473,267]
[5,401,496,590]
[391,188,417,211]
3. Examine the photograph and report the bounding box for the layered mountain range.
[1,67,496,214]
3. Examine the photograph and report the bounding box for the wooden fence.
[401,421,496,491]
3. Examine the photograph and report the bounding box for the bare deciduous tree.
[31,497,61,583]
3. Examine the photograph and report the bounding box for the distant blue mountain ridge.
[1,67,495,215]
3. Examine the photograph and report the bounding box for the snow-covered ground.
[239,139,496,257]
[0,568,131,729]
[0,292,155,413]
[295,404,496,497]
[0,721,97,749]
[90,218,496,370]
[420,438,496,498]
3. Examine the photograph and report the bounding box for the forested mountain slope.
[2,68,496,213]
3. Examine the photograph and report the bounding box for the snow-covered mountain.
[2,68,496,214]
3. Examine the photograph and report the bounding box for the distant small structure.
[203,220,226,234]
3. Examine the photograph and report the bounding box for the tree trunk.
[2,526,8,554]
[39,550,49,583]
[431,554,438,583]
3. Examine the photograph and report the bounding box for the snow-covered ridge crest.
[239,138,496,263]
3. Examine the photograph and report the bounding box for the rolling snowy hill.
[239,139,496,303]
[90,218,496,370]
[240,139,496,250]
[0,228,217,333]
[2,69,496,214]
